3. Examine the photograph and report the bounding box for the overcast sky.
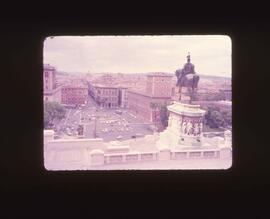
[43,35,231,77]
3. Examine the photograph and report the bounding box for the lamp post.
[93,115,99,138]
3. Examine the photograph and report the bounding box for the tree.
[186,87,199,102]
[222,110,232,127]
[149,102,169,130]
[159,105,169,128]
[44,101,66,129]
[204,106,226,128]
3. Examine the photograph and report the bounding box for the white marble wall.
[43,128,232,170]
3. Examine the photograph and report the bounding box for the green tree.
[186,87,199,102]
[44,101,66,128]
[150,102,169,130]
[159,105,169,128]
[222,110,232,127]
[215,92,227,101]
[204,106,225,128]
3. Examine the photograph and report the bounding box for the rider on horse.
[175,53,200,102]
[176,52,195,86]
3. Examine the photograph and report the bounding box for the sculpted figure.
[182,121,187,134]
[199,123,203,135]
[187,121,193,135]
[194,123,199,136]
[175,53,200,103]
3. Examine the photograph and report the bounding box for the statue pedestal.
[156,101,206,150]
[179,95,191,104]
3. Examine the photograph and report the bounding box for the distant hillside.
[64,71,231,80]
[200,74,231,80]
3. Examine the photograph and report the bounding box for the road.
[54,95,154,141]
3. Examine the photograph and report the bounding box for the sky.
[43,35,231,77]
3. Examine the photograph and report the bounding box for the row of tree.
[204,105,232,129]
[44,101,66,129]
[43,101,231,132]
[195,92,230,101]
[150,102,169,130]
[150,102,231,131]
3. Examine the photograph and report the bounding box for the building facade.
[44,64,56,92]
[43,64,62,102]
[127,73,173,123]
[146,73,173,97]
[61,84,88,105]
[128,91,171,122]
[89,84,128,108]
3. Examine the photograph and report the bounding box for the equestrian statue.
[175,53,200,103]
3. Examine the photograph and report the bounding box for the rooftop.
[127,89,171,99]
[93,83,128,89]
[147,72,174,77]
[63,84,88,89]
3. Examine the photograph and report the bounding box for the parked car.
[116,135,123,140]
[115,110,122,115]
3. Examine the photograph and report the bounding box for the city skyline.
[44,35,231,78]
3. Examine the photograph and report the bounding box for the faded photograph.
[43,35,232,170]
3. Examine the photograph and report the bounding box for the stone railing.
[45,145,231,170]
[44,130,232,170]
[171,149,220,159]
[104,151,159,165]
[203,132,224,138]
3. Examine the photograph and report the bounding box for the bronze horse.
[175,68,200,103]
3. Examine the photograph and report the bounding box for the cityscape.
[43,36,232,170]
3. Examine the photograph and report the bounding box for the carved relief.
[194,123,200,136]
[199,122,203,135]
[182,120,187,134]
[187,121,193,135]
[180,116,203,136]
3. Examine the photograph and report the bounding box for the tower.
[43,64,56,92]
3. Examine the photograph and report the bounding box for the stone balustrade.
[44,129,232,170]
[104,151,159,164]
[171,149,220,159]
